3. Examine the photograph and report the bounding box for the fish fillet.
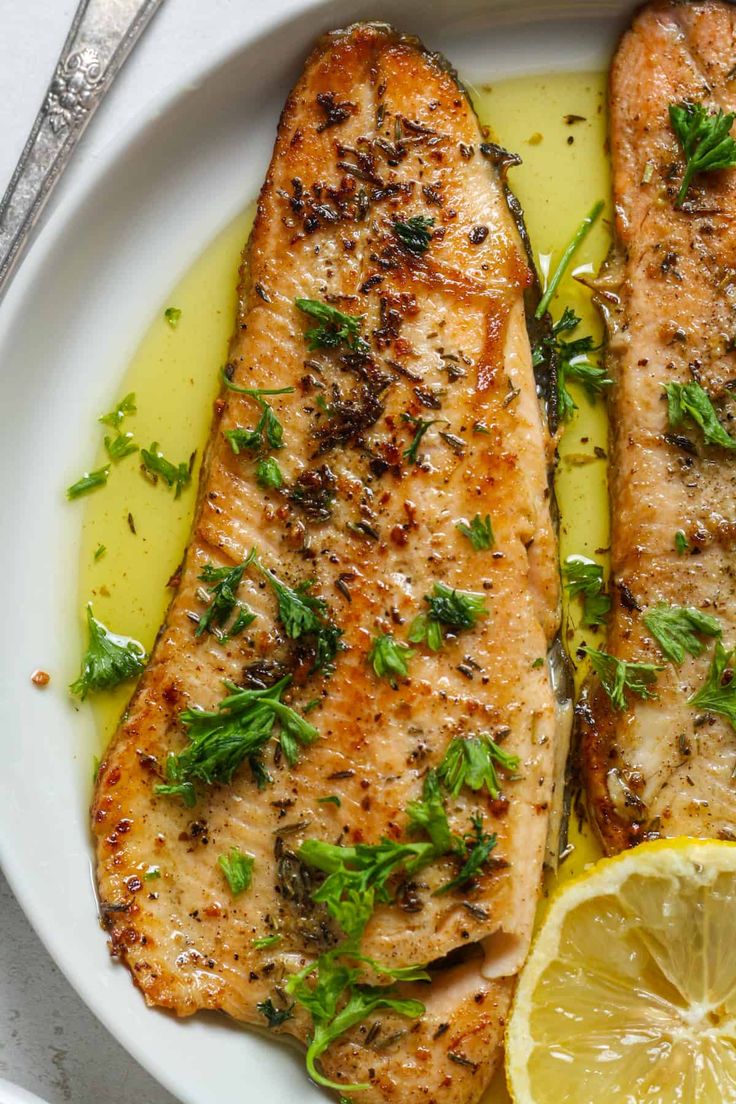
[92,23,561,1101]
[581,0,736,853]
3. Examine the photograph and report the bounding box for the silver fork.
[0,0,165,304]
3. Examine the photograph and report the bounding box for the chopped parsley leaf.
[295,298,368,353]
[582,646,664,711]
[437,734,520,800]
[143,866,160,881]
[255,456,284,489]
[393,215,435,255]
[406,770,456,854]
[562,555,611,627]
[669,101,736,207]
[663,380,736,451]
[456,513,494,551]
[140,443,192,497]
[317,795,342,808]
[434,815,497,896]
[164,306,182,328]
[154,675,317,805]
[408,582,488,651]
[259,562,342,673]
[252,933,282,949]
[93,544,106,562]
[402,413,438,464]
[196,557,257,641]
[99,392,136,429]
[218,847,254,896]
[534,309,611,423]
[104,432,138,462]
[675,530,689,555]
[66,465,110,500]
[257,997,294,1028]
[643,603,721,665]
[69,604,146,700]
[367,633,414,687]
[689,642,736,728]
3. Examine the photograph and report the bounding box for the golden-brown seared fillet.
[92,23,561,1101]
[581,0,736,854]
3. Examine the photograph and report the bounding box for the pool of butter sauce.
[77,71,610,1101]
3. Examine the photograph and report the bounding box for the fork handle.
[0,0,165,303]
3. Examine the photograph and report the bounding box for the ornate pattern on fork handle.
[0,0,165,303]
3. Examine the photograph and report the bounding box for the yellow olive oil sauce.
[76,72,610,1102]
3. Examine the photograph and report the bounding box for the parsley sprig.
[456,513,494,551]
[260,562,342,673]
[218,847,254,896]
[408,582,488,651]
[563,555,611,627]
[141,443,192,497]
[195,556,257,641]
[69,605,146,699]
[643,603,721,665]
[222,376,294,456]
[689,642,736,728]
[367,633,414,687]
[393,215,435,255]
[664,380,736,451]
[437,734,520,800]
[154,675,317,806]
[295,299,368,353]
[583,646,664,711]
[669,101,736,207]
[402,413,438,464]
[534,309,611,423]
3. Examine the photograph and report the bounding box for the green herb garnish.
[295,299,368,353]
[393,215,435,255]
[437,734,520,800]
[535,200,604,319]
[140,443,192,497]
[675,530,689,555]
[663,380,736,451]
[434,815,497,896]
[689,642,736,728]
[643,603,721,665]
[406,770,455,853]
[317,795,341,808]
[456,513,494,551]
[367,633,414,687]
[286,953,423,1090]
[69,604,146,699]
[402,413,438,464]
[196,557,256,641]
[257,997,294,1028]
[143,866,160,881]
[669,101,736,207]
[66,466,110,500]
[582,646,664,711]
[218,847,254,896]
[255,456,284,488]
[164,307,182,328]
[260,562,342,673]
[99,392,136,429]
[408,582,488,651]
[563,555,611,627]
[104,432,138,462]
[252,933,282,949]
[154,675,317,805]
[93,544,106,562]
[534,309,611,422]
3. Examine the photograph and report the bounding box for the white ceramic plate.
[0,1,634,1101]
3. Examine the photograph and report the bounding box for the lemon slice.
[506,838,736,1103]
